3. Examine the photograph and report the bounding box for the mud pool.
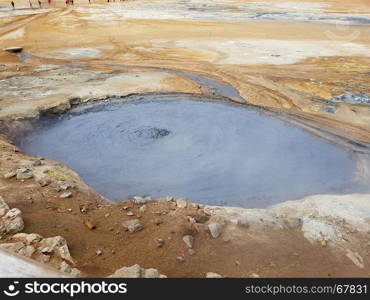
[16,94,370,207]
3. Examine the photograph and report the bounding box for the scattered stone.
[206,272,222,278]
[96,250,102,256]
[104,213,110,218]
[345,249,364,269]
[32,160,42,167]
[59,262,71,273]
[40,246,53,254]
[188,249,196,256]
[126,212,134,216]
[191,215,209,224]
[139,205,147,213]
[208,223,221,238]
[187,216,196,223]
[176,256,185,262]
[16,168,33,180]
[132,196,147,205]
[83,220,96,230]
[182,235,194,248]
[3,171,16,179]
[144,268,160,278]
[13,233,42,245]
[1,208,24,234]
[155,239,165,248]
[109,264,143,278]
[0,196,10,217]
[38,179,51,187]
[122,219,143,233]
[250,273,260,278]
[59,182,73,190]
[176,198,188,208]
[60,191,72,199]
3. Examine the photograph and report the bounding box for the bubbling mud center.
[15,93,370,208]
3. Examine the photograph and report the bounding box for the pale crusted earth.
[0,0,370,277]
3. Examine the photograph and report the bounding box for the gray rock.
[176,256,185,262]
[188,249,196,256]
[60,191,72,199]
[18,245,35,258]
[206,272,222,278]
[0,196,9,217]
[60,261,73,274]
[144,268,160,278]
[16,168,33,180]
[122,219,143,233]
[0,242,25,253]
[3,171,16,179]
[132,196,147,205]
[182,235,194,248]
[109,264,143,278]
[176,198,189,208]
[208,223,221,238]
[13,233,42,245]
[155,238,165,247]
[139,205,147,213]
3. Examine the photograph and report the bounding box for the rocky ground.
[0,0,370,277]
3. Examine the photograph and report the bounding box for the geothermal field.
[0,0,370,278]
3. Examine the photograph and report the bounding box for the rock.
[39,236,74,264]
[144,268,160,278]
[96,250,102,256]
[32,160,42,167]
[191,215,209,224]
[3,171,16,179]
[40,247,53,254]
[60,261,72,273]
[5,208,22,219]
[155,238,165,248]
[206,272,222,278]
[1,208,24,234]
[0,196,10,217]
[208,223,221,238]
[176,256,185,262]
[126,212,134,216]
[13,233,42,245]
[16,168,33,180]
[250,273,260,278]
[132,196,146,205]
[3,47,23,53]
[0,242,25,253]
[18,245,35,258]
[60,191,72,199]
[188,249,196,256]
[38,254,51,263]
[122,219,143,233]
[58,182,73,190]
[70,268,82,277]
[109,264,143,278]
[345,249,364,269]
[83,220,96,230]
[176,198,188,208]
[182,235,194,248]
[139,205,147,213]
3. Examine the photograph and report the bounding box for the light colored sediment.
[0,0,370,277]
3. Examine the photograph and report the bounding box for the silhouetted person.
[38,0,41,7]
[11,1,15,9]
[29,0,32,8]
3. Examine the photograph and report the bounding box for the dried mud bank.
[1,0,370,277]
